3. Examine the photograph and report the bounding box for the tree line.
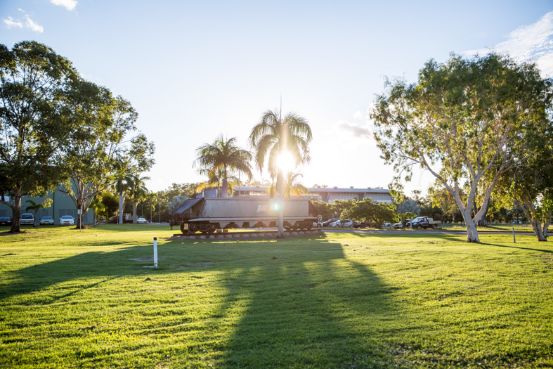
[0,41,154,232]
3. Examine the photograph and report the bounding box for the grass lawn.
[1,225,552,368]
[441,223,534,232]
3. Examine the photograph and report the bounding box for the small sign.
[77,209,82,215]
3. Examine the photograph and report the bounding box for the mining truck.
[175,196,316,234]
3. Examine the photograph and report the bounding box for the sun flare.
[276,150,296,174]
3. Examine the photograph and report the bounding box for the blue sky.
[2,0,553,193]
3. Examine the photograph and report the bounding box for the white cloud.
[3,16,23,29]
[50,0,77,11]
[465,11,553,76]
[339,121,372,138]
[23,14,44,33]
[3,10,44,33]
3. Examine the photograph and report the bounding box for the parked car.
[382,222,392,228]
[392,221,404,229]
[0,216,12,225]
[136,217,148,224]
[59,215,75,225]
[322,218,338,227]
[330,219,353,227]
[353,221,369,228]
[20,213,35,225]
[39,215,55,225]
[410,216,441,229]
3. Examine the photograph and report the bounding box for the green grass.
[1,225,552,368]
[441,223,534,232]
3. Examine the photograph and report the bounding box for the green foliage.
[58,78,141,221]
[25,198,50,214]
[340,199,398,226]
[371,54,552,242]
[195,136,252,197]
[1,227,552,368]
[0,41,78,231]
[91,192,119,221]
[309,200,335,219]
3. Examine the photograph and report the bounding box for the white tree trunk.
[461,207,480,243]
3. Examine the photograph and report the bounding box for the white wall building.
[233,186,393,204]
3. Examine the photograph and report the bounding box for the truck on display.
[175,196,316,234]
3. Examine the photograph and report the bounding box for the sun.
[276,150,296,174]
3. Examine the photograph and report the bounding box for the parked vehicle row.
[0,214,76,226]
[319,216,442,229]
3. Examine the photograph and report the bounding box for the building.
[233,186,393,204]
[309,187,392,203]
[0,187,95,225]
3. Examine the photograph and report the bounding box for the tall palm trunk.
[220,166,229,198]
[132,201,138,223]
[118,191,125,224]
[276,172,286,237]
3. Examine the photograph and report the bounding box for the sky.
[2,0,553,194]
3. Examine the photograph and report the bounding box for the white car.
[136,217,148,224]
[330,219,353,227]
[20,213,35,225]
[341,219,354,227]
[59,215,75,225]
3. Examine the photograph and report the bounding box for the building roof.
[234,186,390,194]
[309,187,390,194]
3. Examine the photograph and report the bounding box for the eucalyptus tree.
[0,41,77,232]
[371,54,550,242]
[194,136,252,198]
[495,108,553,241]
[249,110,312,235]
[59,79,138,228]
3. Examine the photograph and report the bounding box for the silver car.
[39,216,55,225]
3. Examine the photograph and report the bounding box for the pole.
[153,237,158,269]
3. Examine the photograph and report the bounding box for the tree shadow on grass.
[1,236,401,367]
[211,237,399,368]
[478,242,553,254]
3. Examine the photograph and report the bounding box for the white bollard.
[153,237,158,269]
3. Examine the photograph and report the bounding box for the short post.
[512,225,516,244]
[153,237,158,269]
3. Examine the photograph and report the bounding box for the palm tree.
[127,174,149,223]
[249,110,312,191]
[195,136,252,198]
[249,110,312,235]
[115,175,132,224]
[287,173,308,197]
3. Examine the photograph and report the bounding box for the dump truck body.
[175,196,316,234]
